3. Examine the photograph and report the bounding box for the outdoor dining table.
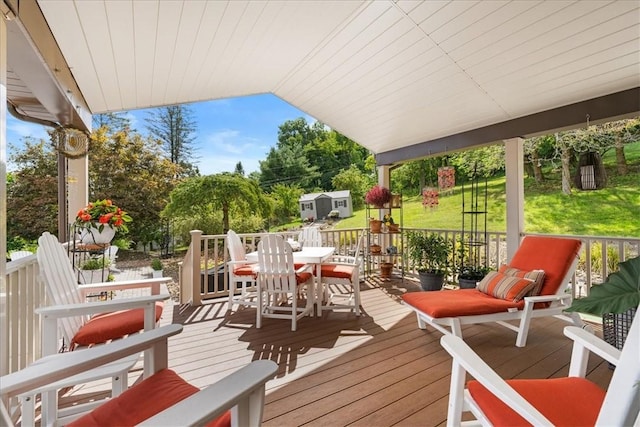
[246,245,335,316]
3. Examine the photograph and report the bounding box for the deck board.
[55,276,612,426]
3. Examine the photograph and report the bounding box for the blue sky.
[6,94,313,175]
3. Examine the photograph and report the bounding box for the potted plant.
[566,256,639,351]
[151,258,164,278]
[457,265,492,289]
[406,231,452,291]
[78,256,111,284]
[365,185,392,208]
[74,199,132,244]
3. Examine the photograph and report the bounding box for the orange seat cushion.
[296,272,313,284]
[508,237,581,296]
[234,264,257,277]
[72,302,164,347]
[68,368,231,427]
[467,377,605,426]
[402,289,523,318]
[320,263,355,280]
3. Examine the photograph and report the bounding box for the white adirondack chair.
[298,226,323,247]
[31,232,171,425]
[226,229,258,310]
[256,234,314,331]
[319,231,364,315]
[440,305,640,426]
[1,325,278,427]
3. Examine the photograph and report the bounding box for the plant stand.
[603,307,637,369]
[365,195,404,281]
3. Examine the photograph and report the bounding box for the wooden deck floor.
[60,275,612,426]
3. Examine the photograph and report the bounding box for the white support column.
[0,12,8,377]
[504,138,525,262]
[377,165,391,189]
[67,156,89,226]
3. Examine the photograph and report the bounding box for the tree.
[234,161,245,176]
[93,113,131,132]
[7,138,59,240]
[270,184,303,223]
[163,173,271,234]
[331,165,370,210]
[146,105,199,177]
[88,126,180,247]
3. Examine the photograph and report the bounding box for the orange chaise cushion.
[402,289,524,318]
[467,377,605,426]
[509,236,581,296]
[72,302,164,347]
[234,264,257,277]
[68,368,231,427]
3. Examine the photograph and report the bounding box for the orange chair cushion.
[477,271,536,302]
[508,236,581,296]
[68,368,231,427]
[234,264,257,277]
[499,265,546,297]
[72,302,164,347]
[320,263,355,279]
[296,272,313,284]
[467,377,605,426]
[402,289,523,318]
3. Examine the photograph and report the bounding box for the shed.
[299,191,352,221]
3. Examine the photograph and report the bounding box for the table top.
[246,246,335,264]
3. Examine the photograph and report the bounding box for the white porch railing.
[181,229,640,305]
[1,230,638,378]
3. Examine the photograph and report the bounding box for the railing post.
[190,230,203,306]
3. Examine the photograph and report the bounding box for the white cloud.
[6,118,50,143]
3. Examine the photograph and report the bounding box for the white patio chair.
[32,232,171,425]
[440,304,640,426]
[256,234,314,331]
[1,325,278,427]
[298,226,323,247]
[226,229,258,310]
[320,231,364,315]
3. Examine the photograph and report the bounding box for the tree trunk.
[557,133,572,195]
[531,151,544,182]
[615,137,628,175]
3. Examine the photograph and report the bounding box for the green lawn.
[336,142,640,238]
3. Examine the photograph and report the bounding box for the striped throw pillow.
[499,265,546,296]
[477,271,536,302]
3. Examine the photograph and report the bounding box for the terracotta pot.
[370,244,381,254]
[387,224,400,233]
[380,262,394,278]
[369,219,382,233]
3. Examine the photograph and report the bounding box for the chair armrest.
[524,294,572,304]
[326,255,357,265]
[440,335,552,425]
[78,277,171,297]
[564,325,621,376]
[35,294,168,318]
[139,360,278,427]
[0,325,183,398]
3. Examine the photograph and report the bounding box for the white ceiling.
[28,0,640,158]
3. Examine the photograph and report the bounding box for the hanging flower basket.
[438,167,455,194]
[422,187,439,210]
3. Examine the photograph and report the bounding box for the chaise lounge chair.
[402,236,583,347]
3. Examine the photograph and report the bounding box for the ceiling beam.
[376,88,640,166]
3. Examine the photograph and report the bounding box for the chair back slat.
[597,309,640,425]
[37,232,84,346]
[257,235,297,293]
